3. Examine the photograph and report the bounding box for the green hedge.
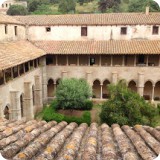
[42,105,91,125]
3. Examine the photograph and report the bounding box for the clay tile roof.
[0,41,45,70]
[0,119,159,160]
[15,13,160,26]
[0,14,22,25]
[33,40,160,55]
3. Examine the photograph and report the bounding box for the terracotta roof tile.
[33,40,160,55]
[0,14,22,25]
[0,41,45,70]
[15,13,160,26]
[0,119,159,159]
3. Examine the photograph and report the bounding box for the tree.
[128,0,160,12]
[56,78,92,110]
[28,0,50,12]
[100,80,159,126]
[58,0,76,14]
[7,5,28,15]
[98,0,121,13]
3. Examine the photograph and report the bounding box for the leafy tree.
[98,0,120,13]
[100,80,159,126]
[58,0,76,13]
[56,78,92,110]
[28,0,50,12]
[128,0,160,12]
[7,5,28,15]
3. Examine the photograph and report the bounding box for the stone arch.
[92,79,101,98]
[154,81,160,101]
[144,81,153,100]
[4,105,10,120]
[20,93,24,117]
[47,79,54,97]
[128,80,137,92]
[56,78,61,88]
[102,79,110,98]
[92,78,102,85]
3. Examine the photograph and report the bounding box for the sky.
[0,0,5,5]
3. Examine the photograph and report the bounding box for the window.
[121,27,127,35]
[138,55,145,64]
[2,4,4,8]
[14,26,17,36]
[152,26,159,35]
[46,27,51,32]
[81,27,87,36]
[6,4,8,8]
[90,57,95,65]
[5,25,8,34]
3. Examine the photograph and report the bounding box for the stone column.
[112,72,118,84]
[122,55,125,66]
[99,55,102,66]
[77,55,80,66]
[55,55,58,66]
[62,71,68,79]
[40,57,48,103]
[134,55,136,66]
[0,101,4,119]
[34,75,43,112]
[10,91,21,120]
[66,55,69,66]
[137,73,144,96]
[54,82,57,95]
[151,84,155,102]
[146,55,149,66]
[111,55,113,66]
[100,84,103,99]
[24,82,34,120]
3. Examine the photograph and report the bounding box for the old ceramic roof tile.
[0,41,45,70]
[15,13,160,26]
[0,120,160,160]
[0,15,22,25]
[33,40,160,55]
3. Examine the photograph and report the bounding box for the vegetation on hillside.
[100,80,160,127]
[9,0,160,15]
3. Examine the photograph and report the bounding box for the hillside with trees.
[8,0,160,15]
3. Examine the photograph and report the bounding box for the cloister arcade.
[47,77,160,102]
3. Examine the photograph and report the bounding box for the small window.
[81,26,87,36]
[121,27,127,35]
[152,26,159,35]
[46,27,51,32]
[5,25,8,34]
[138,55,145,64]
[14,26,17,36]
[90,57,95,65]
[6,4,8,8]
[2,4,4,8]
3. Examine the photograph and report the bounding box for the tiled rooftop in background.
[0,41,45,70]
[0,119,159,160]
[33,40,160,55]
[15,13,160,26]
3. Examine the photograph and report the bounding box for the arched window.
[47,79,54,97]
[144,81,153,100]
[92,80,101,98]
[154,81,160,101]
[128,80,137,92]
[4,106,9,120]
[102,80,110,99]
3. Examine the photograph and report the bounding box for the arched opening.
[56,78,61,88]
[144,81,153,100]
[47,79,54,97]
[128,80,137,92]
[32,85,35,105]
[154,81,160,101]
[92,80,101,98]
[20,94,24,117]
[102,80,110,99]
[4,106,9,120]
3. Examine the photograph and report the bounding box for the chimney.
[146,6,149,15]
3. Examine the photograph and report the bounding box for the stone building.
[1,10,160,120]
[0,0,27,14]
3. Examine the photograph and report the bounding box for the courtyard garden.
[36,78,160,127]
